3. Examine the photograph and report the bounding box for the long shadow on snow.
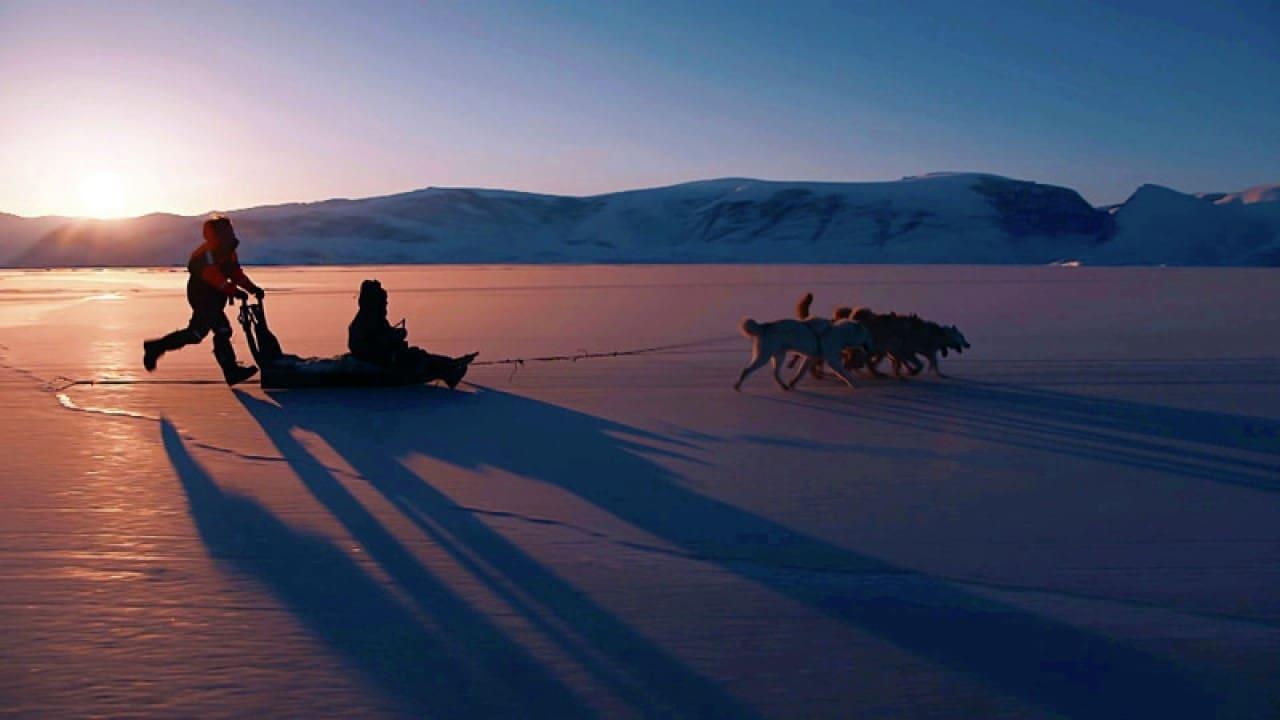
[796,378,1280,492]
[161,418,592,719]
[251,384,1227,719]
[236,391,755,720]
[949,379,1278,455]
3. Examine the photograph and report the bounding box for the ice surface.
[1,265,1278,718]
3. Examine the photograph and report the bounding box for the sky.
[1,0,1277,217]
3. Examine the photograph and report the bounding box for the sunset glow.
[78,172,127,219]
[1,1,1276,219]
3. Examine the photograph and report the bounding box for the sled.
[237,299,447,390]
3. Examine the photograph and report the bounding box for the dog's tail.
[740,318,765,337]
[795,292,813,319]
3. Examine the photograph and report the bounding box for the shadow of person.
[160,418,590,719]
[239,385,1237,719]
[234,390,755,719]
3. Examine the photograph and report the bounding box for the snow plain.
[1,265,1278,719]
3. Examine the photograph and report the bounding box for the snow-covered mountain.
[3,174,1277,266]
[1100,183,1280,266]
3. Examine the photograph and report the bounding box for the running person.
[142,216,262,385]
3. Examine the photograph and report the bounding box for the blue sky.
[1,0,1276,216]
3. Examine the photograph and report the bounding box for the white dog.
[734,317,873,391]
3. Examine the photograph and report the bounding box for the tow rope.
[470,337,732,380]
[40,336,736,391]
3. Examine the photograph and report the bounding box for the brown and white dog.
[792,293,970,380]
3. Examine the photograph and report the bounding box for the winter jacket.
[187,237,260,298]
[348,280,407,366]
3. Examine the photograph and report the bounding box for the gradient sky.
[1,0,1277,217]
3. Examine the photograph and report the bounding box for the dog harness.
[805,322,832,356]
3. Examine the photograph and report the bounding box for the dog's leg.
[866,353,889,378]
[890,354,909,381]
[734,344,771,391]
[907,353,924,376]
[822,346,860,389]
[788,352,823,377]
[771,352,792,391]
[787,356,816,389]
[928,350,948,379]
[845,349,868,377]
[831,364,862,389]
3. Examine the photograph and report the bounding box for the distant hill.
[1101,184,1280,266]
[3,174,1277,266]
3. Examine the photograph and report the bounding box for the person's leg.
[143,302,212,372]
[145,279,221,371]
[401,346,474,389]
[143,327,202,371]
[398,346,452,377]
[207,307,257,385]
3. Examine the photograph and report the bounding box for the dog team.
[734,292,970,392]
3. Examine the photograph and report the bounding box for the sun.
[78,171,127,218]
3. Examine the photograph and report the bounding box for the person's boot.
[143,329,197,371]
[142,341,162,372]
[224,364,259,386]
[213,333,258,386]
[443,352,477,390]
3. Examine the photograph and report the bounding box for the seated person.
[348,279,476,389]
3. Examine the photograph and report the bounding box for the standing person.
[142,216,263,385]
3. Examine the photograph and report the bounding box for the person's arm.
[348,320,372,360]
[380,318,408,349]
[225,252,263,296]
[198,259,242,298]
[349,316,392,363]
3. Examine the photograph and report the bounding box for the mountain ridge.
[3,174,1277,267]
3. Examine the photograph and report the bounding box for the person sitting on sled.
[142,215,262,386]
[348,279,477,389]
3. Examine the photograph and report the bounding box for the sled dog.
[791,292,856,378]
[792,293,971,380]
[734,317,873,391]
[902,320,970,378]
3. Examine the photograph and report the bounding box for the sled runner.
[237,299,453,389]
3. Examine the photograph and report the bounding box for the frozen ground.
[1,265,1277,719]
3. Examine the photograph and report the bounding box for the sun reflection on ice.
[87,339,139,381]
